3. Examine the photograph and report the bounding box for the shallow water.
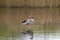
[0,33,60,40]
[0,8,60,40]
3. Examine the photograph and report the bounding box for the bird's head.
[29,15,34,19]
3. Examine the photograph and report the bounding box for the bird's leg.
[22,28,31,34]
[22,25,33,39]
[29,30,33,39]
[26,25,33,39]
[22,30,27,34]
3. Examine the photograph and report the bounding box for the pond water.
[0,8,60,40]
[0,33,60,40]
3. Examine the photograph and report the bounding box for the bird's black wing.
[22,20,27,23]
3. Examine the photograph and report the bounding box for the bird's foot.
[30,36,33,39]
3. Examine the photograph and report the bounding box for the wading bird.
[22,16,34,39]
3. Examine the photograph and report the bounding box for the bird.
[22,16,34,25]
[21,16,34,39]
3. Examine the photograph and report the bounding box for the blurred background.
[0,0,60,7]
[0,0,60,40]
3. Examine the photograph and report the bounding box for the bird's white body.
[22,16,34,39]
[22,18,34,25]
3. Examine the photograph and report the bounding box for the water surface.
[0,8,60,40]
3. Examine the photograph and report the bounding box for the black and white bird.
[22,16,34,25]
[22,16,34,39]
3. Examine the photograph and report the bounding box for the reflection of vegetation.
[0,23,18,38]
[0,23,11,37]
[0,0,6,7]
[0,24,57,37]
[0,22,59,38]
[32,23,57,34]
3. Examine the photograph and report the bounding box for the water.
[0,8,60,40]
[0,33,60,40]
